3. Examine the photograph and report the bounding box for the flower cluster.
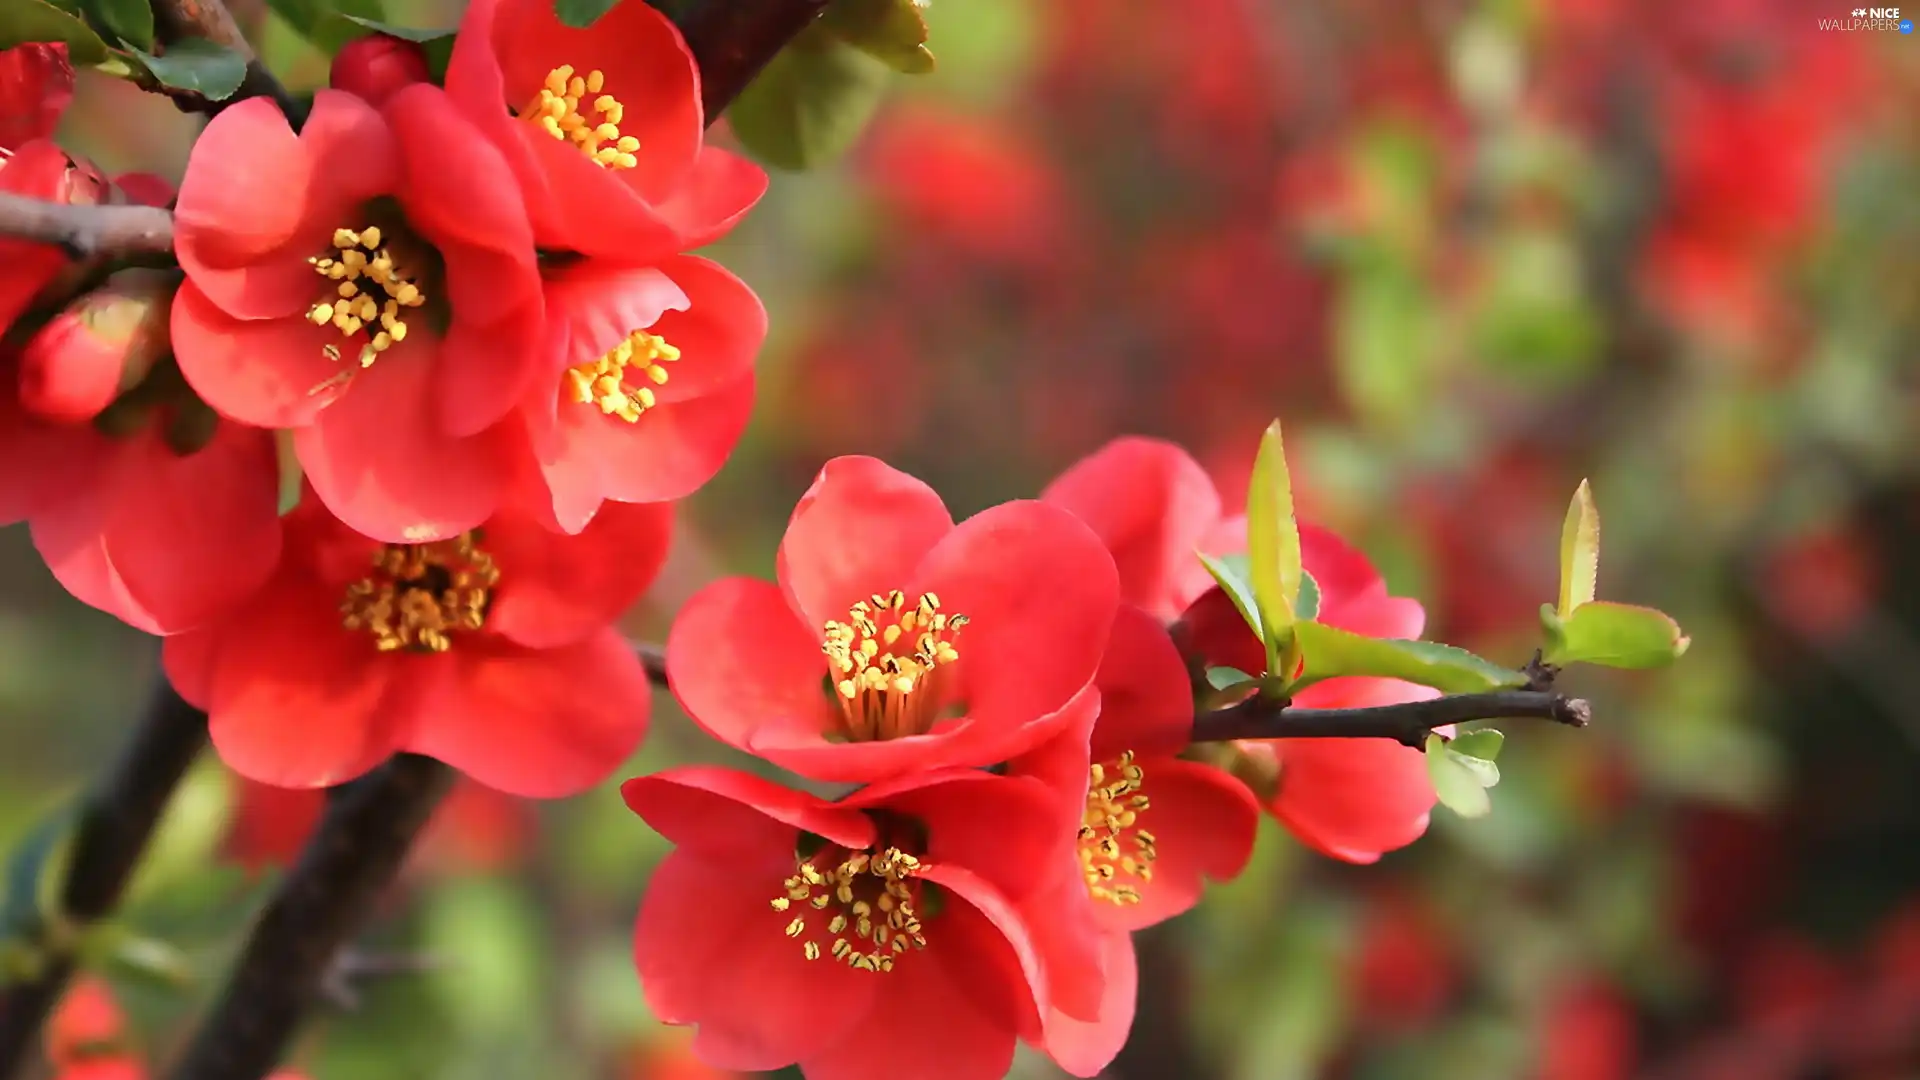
[0,0,767,800]
[625,438,1445,1077]
[41,979,309,1080]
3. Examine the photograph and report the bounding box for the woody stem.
[1189,689,1591,748]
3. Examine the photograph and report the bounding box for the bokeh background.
[8,0,1920,1077]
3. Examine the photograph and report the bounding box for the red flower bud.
[0,141,111,334]
[330,34,430,106]
[18,268,177,422]
[0,43,75,150]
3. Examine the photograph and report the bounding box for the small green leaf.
[1197,551,1262,645]
[274,430,303,517]
[820,0,935,74]
[552,0,618,29]
[1294,571,1322,622]
[1558,479,1600,617]
[0,0,111,64]
[131,37,247,100]
[80,0,152,50]
[1294,622,1530,694]
[728,25,891,171]
[2,802,77,939]
[1448,727,1505,762]
[1425,733,1492,818]
[1543,600,1690,668]
[1205,666,1255,691]
[1246,421,1304,676]
[83,924,195,989]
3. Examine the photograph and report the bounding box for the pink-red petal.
[171,97,311,317]
[484,500,673,649]
[540,372,755,530]
[649,255,766,402]
[620,766,873,859]
[1093,756,1259,932]
[1088,604,1193,762]
[664,577,842,765]
[1041,931,1137,1077]
[1041,436,1223,621]
[170,282,353,428]
[776,456,954,631]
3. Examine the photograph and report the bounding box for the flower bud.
[0,140,110,334]
[0,43,75,149]
[18,268,178,423]
[330,34,430,107]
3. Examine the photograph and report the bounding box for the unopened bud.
[330,34,430,107]
[18,268,179,423]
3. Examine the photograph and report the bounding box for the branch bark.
[634,640,667,686]
[166,755,454,1080]
[1191,689,1590,747]
[0,679,207,1080]
[0,193,175,261]
[673,0,833,121]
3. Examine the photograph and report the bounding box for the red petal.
[0,43,74,149]
[650,255,766,403]
[663,577,841,765]
[413,630,649,797]
[202,579,414,789]
[485,500,673,649]
[913,500,1118,760]
[1042,932,1137,1078]
[1014,869,1107,1023]
[1093,756,1259,932]
[1265,686,1440,863]
[172,97,313,319]
[540,371,755,526]
[1041,436,1222,621]
[848,771,1066,901]
[1088,604,1193,761]
[0,388,102,523]
[651,146,768,251]
[170,282,352,428]
[620,765,873,858]
[295,340,507,543]
[777,456,954,631]
[633,848,874,1070]
[546,262,690,370]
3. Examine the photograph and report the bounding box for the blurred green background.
[10,0,1920,1077]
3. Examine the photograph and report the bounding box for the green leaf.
[80,0,152,50]
[1246,421,1304,676]
[1197,551,1262,646]
[552,0,618,29]
[268,0,386,55]
[821,0,935,74]
[0,0,111,64]
[274,429,303,516]
[1205,666,1255,691]
[131,37,247,100]
[1448,727,1505,762]
[1295,570,1322,622]
[1425,733,1492,818]
[727,25,891,171]
[1558,479,1599,617]
[1543,600,1690,668]
[2,802,77,939]
[83,924,195,989]
[1294,622,1529,694]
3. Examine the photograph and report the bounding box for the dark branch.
[1191,689,1591,748]
[165,755,454,1080]
[673,0,833,121]
[0,679,207,1079]
[635,641,667,687]
[0,194,175,261]
[149,0,300,120]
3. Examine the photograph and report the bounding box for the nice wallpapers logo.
[1821,6,1915,30]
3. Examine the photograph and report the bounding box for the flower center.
[340,533,499,653]
[821,591,967,742]
[305,225,426,386]
[564,329,679,422]
[769,846,928,972]
[520,65,639,169]
[1079,751,1157,905]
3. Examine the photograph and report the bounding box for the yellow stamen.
[773,847,927,972]
[563,329,680,423]
[1079,751,1157,905]
[304,225,427,392]
[339,534,499,653]
[821,591,967,742]
[519,65,639,170]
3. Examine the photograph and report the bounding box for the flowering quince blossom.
[45,979,309,1080]
[444,0,766,261]
[168,84,544,543]
[623,765,1087,1080]
[161,494,669,796]
[1008,604,1262,1074]
[1,43,96,337]
[1041,435,1440,864]
[666,455,1121,783]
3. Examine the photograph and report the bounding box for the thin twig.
[1191,689,1591,748]
[0,679,207,1080]
[0,193,174,260]
[634,641,667,687]
[165,755,454,1080]
[672,0,833,122]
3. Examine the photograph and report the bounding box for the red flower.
[162,496,669,796]
[1010,605,1260,1074]
[19,268,174,423]
[1182,524,1440,864]
[168,88,543,543]
[1040,437,1238,622]
[519,254,762,532]
[0,43,73,150]
[0,361,283,635]
[666,456,1120,783]
[444,0,765,260]
[623,765,1079,1079]
[47,979,126,1069]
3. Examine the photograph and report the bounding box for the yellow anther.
[820,592,966,742]
[304,223,428,395]
[770,846,927,973]
[339,534,499,653]
[1079,750,1158,906]
[519,65,639,170]
[563,328,680,423]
